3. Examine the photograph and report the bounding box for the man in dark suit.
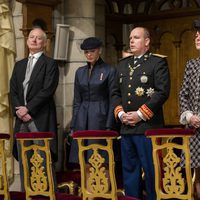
[10,27,59,191]
[112,27,170,200]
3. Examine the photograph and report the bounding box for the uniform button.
[128,93,131,96]
[128,84,131,88]
[130,77,132,80]
[128,101,131,104]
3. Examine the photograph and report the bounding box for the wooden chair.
[145,128,195,200]
[15,132,56,200]
[72,130,140,200]
[57,135,81,196]
[0,133,10,200]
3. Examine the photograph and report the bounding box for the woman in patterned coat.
[179,20,200,199]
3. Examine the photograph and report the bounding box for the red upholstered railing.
[145,128,195,136]
[3,191,140,200]
[0,133,10,139]
[1,191,82,200]
[15,132,55,139]
[72,130,119,138]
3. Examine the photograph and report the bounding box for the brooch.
[119,73,123,83]
[135,87,144,96]
[146,87,155,97]
[100,73,103,80]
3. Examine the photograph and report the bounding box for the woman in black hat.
[69,37,116,176]
[70,36,116,133]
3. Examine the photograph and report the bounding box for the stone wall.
[11,0,106,173]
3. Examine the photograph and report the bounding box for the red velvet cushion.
[32,193,81,200]
[0,192,139,200]
[145,128,195,136]
[1,192,82,200]
[15,132,55,139]
[72,130,119,138]
[0,133,10,139]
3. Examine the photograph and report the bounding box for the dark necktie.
[134,57,139,65]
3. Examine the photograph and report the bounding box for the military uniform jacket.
[112,52,170,135]
[10,53,59,161]
[71,57,116,131]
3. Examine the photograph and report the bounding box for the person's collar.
[134,51,151,59]
[87,57,103,67]
[29,51,43,59]
[134,54,144,59]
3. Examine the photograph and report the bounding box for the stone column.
[65,0,95,121]
[95,0,106,58]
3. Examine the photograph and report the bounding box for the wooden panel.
[22,3,52,31]
[160,32,178,125]
[16,0,59,57]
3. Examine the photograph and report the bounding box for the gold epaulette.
[152,53,167,58]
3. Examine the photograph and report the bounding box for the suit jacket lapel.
[20,59,29,95]
[19,59,27,86]
[21,58,28,79]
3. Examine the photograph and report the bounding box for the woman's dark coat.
[71,58,116,131]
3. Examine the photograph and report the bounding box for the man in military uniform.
[112,27,170,200]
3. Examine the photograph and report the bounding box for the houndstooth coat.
[179,57,200,168]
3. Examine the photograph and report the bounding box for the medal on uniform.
[128,64,134,76]
[140,74,148,83]
[146,87,155,97]
[135,87,144,96]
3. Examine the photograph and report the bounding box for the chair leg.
[0,139,10,200]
